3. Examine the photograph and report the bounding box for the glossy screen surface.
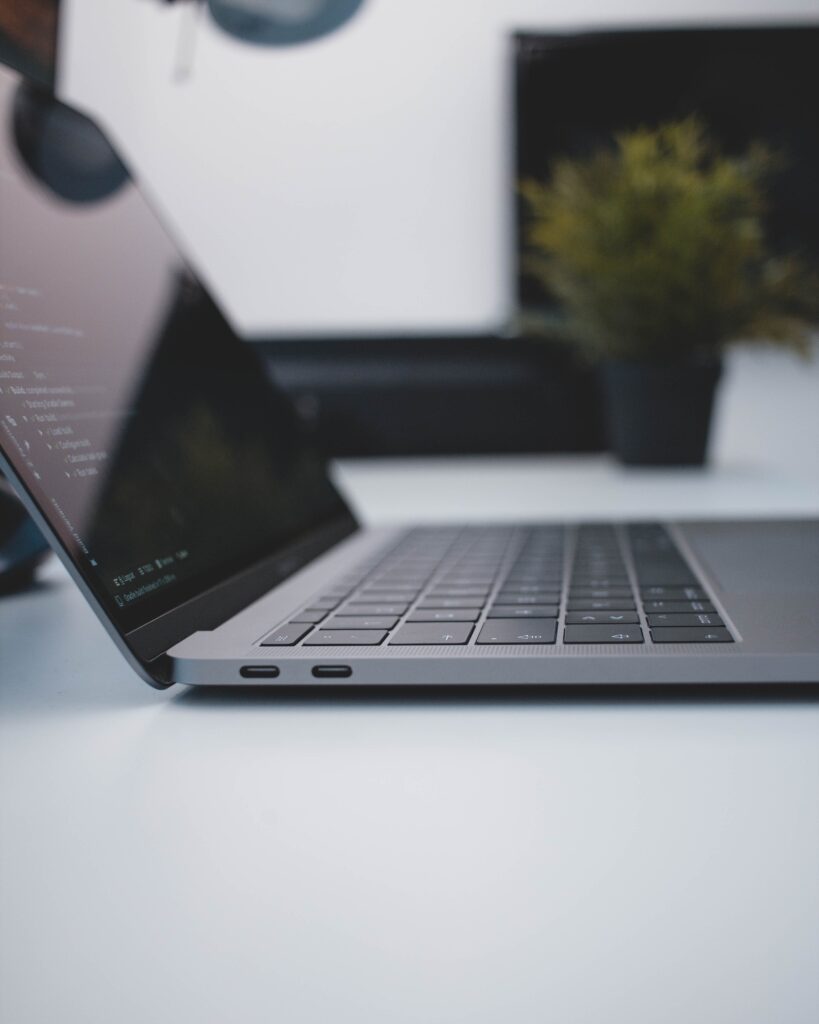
[0,67,352,632]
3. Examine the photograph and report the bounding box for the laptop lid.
[0,65,357,680]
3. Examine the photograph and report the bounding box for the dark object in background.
[0,479,49,593]
[12,79,129,203]
[207,0,366,46]
[0,0,60,88]
[260,335,604,457]
[600,361,722,466]
[515,26,819,310]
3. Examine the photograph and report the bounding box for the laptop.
[2,69,817,690]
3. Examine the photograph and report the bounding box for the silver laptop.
[2,71,817,690]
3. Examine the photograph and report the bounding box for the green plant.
[520,118,818,361]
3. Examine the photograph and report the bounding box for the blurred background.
[2,0,818,474]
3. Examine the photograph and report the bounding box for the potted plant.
[520,118,817,465]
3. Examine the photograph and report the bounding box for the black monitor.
[515,24,819,308]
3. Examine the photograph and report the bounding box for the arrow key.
[563,625,644,643]
[565,611,639,625]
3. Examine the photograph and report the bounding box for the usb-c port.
[240,665,280,679]
[312,665,352,679]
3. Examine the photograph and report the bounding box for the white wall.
[60,0,819,337]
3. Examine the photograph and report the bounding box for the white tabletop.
[2,345,818,1024]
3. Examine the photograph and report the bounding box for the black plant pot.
[599,359,722,466]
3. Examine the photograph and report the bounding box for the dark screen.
[0,66,353,632]
[515,26,819,307]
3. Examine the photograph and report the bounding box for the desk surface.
[2,347,819,1024]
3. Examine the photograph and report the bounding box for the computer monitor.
[515,25,819,310]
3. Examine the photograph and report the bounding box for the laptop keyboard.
[259,524,734,648]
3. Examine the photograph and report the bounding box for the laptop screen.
[0,67,354,634]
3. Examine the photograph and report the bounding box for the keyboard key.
[647,613,724,628]
[499,584,562,595]
[641,586,707,600]
[504,571,562,581]
[360,581,419,590]
[407,608,481,622]
[628,527,698,586]
[567,599,636,612]
[389,623,473,645]
[260,624,313,646]
[505,577,565,585]
[569,588,634,600]
[304,629,388,646]
[570,577,629,588]
[651,627,733,643]
[417,597,486,609]
[322,616,399,630]
[356,592,418,603]
[495,592,560,605]
[289,609,328,624]
[565,611,639,625]
[563,625,644,643]
[633,566,698,586]
[344,603,409,616]
[476,619,557,644]
[370,573,428,582]
[369,577,427,587]
[426,589,490,600]
[429,581,490,590]
[437,576,495,585]
[643,600,715,614]
[488,604,559,618]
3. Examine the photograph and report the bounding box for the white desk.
[2,346,819,1024]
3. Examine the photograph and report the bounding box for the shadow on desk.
[174,683,819,711]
